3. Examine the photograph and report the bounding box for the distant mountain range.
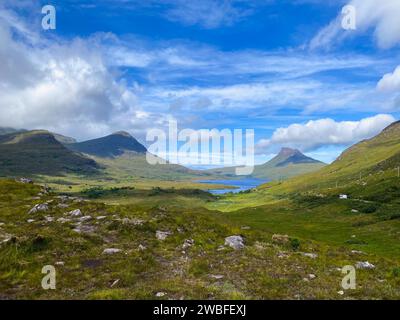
[0,130,98,176]
[68,131,147,157]
[207,147,326,180]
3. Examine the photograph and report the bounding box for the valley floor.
[0,178,399,300]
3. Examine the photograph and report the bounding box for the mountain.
[207,148,325,180]
[0,127,26,135]
[260,120,400,198]
[52,133,77,145]
[68,131,147,157]
[0,130,99,176]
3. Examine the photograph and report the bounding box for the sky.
[0,0,400,165]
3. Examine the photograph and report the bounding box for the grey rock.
[225,235,245,250]
[302,252,318,259]
[68,209,82,217]
[102,248,122,255]
[156,231,172,241]
[355,261,375,270]
[182,239,194,249]
[28,203,49,214]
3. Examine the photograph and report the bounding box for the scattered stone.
[351,250,364,255]
[182,239,194,249]
[337,290,344,295]
[155,292,167,297]
[156,231,172,241]
[28,203,49,214]
[19,178,33,184]
[96,216,107,220]
[78,216,92,222]
[68,209,82,217]
[308,274,316,280]
[55,261,65,266]
[27,219,35,223]
[110,279,120,288]
[121,218,144,225]
[224,235,245,250]
[102,248,122,255]
[339,194,348,199]
[303,278,309,282]
[73,224,96,234]
[351,209,359,213]
[277,252,289,259]
[57,203,69,209]
[355,261,375,270]
[57,217,71,223]
[302,253,318,259]
[210,274,224,280]
[272,234,289,244]
[138,244,146,251]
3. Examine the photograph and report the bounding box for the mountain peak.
[278,147,302,158]
[111,131,132,138]
[68,132,147,157]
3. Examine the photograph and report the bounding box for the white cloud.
[377,66,400,92]
[0,12,168,141]
[310,0,400,49]
[256,114,396,153]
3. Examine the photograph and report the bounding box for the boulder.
[355,261,375,270]
[102,248,122,255]
[68,209,82,217]
[28,203,49,214]
[225,235,245,250]
[156,231,172,241]
[182,239,195,249]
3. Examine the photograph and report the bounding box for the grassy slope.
[1,179,399,299]
[0,131,99,177]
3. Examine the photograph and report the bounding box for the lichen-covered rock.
[225,235,245,250]
[28,203,49,214]
[355,261,375,269]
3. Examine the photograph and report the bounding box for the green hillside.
[0,130,99,177]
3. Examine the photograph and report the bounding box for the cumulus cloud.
[377,66,400,92]
[0,10,166,141]
[310,0,400,49]
[256,114,396,153]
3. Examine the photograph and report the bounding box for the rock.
[224,235,245,250]
[217,245,226,251]
[182,239,194,249]
[308,274,316,280]
[351,209,359,213]
[210,274,224,280]
[0,222,4,227]
[110,279,120,288]
[351,250,364,255]
[241,226,251,230]
[57,203,69,209]
[121,218,144,225]
[55,261,65,266]
[138,244,146,251]
[28,203,49,214]
[27,219,35,223]
[337,290,344,295]
[302,253,318,259]
[155,292,167,297]
[57,217,71,223]
[96,216,107,220]
[78,216,92,222]
[156,231,172,241]
[277,252,289,259]
[355,261,375,270]
[68,209,82,217]
[102,248,122,255]
[73,224,96,234]
[19,178,33,184]
[339,194,348,199]
[272,234,290,244]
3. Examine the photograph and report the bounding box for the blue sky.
[0,0,400,165]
